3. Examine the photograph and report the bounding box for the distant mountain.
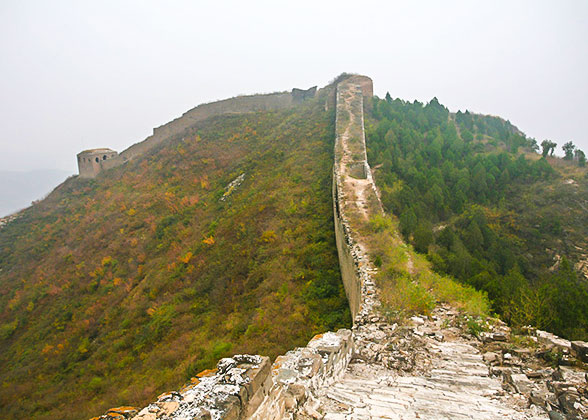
[0,169,71,217]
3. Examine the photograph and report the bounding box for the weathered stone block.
[239,355,271,416]
[571,341,588,362]
[536,330,572,351]
[297,352,323,378]
[507,373,533,395]
[483,351,499,364]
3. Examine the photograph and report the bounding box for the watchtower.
[77,148,118,178]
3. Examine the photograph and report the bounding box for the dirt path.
[339,86,372,222]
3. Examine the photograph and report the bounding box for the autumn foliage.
[0,101,350,419]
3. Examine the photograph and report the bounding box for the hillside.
[0,169,71,217]
[365,95,588,340]
[0,97,350,419]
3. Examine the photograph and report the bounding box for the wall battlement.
[77,87,317,178]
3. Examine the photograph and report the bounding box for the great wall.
[85,75,588,420]
[76,87,317,178]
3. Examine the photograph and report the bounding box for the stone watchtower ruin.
[77,148,118,179]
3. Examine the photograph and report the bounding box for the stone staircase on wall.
[91,75,588,420]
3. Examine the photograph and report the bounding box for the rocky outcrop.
[220,173,246,202]
[0,212,21,231]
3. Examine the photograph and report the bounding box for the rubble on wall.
[91,355,271,420]
[297,305,587,419]
[478,324,588,418]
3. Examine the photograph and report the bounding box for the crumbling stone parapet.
[249,329,354,419]
[77,87,317,179]
[93,355,271,420]
[77,148,118,178]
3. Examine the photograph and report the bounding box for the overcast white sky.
[1,0,586,173]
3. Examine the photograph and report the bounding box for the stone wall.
[291,86,317,104]
[80,89,319,178]
[248,330,353,419]
[331,75,381,325]
[332,179,362,320]
[119,92,295,164]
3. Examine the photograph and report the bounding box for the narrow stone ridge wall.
[87,88,316,178]
[118,92,295,163]
[331,75,382,325]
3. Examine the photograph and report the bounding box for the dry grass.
[361,214,490,321]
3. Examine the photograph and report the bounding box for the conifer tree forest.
[366,95,588,340]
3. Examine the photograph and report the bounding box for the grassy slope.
[0,100,350,419]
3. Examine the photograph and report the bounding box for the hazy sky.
[1,0,587,173]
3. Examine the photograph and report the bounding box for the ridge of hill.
[0,169,71,217]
